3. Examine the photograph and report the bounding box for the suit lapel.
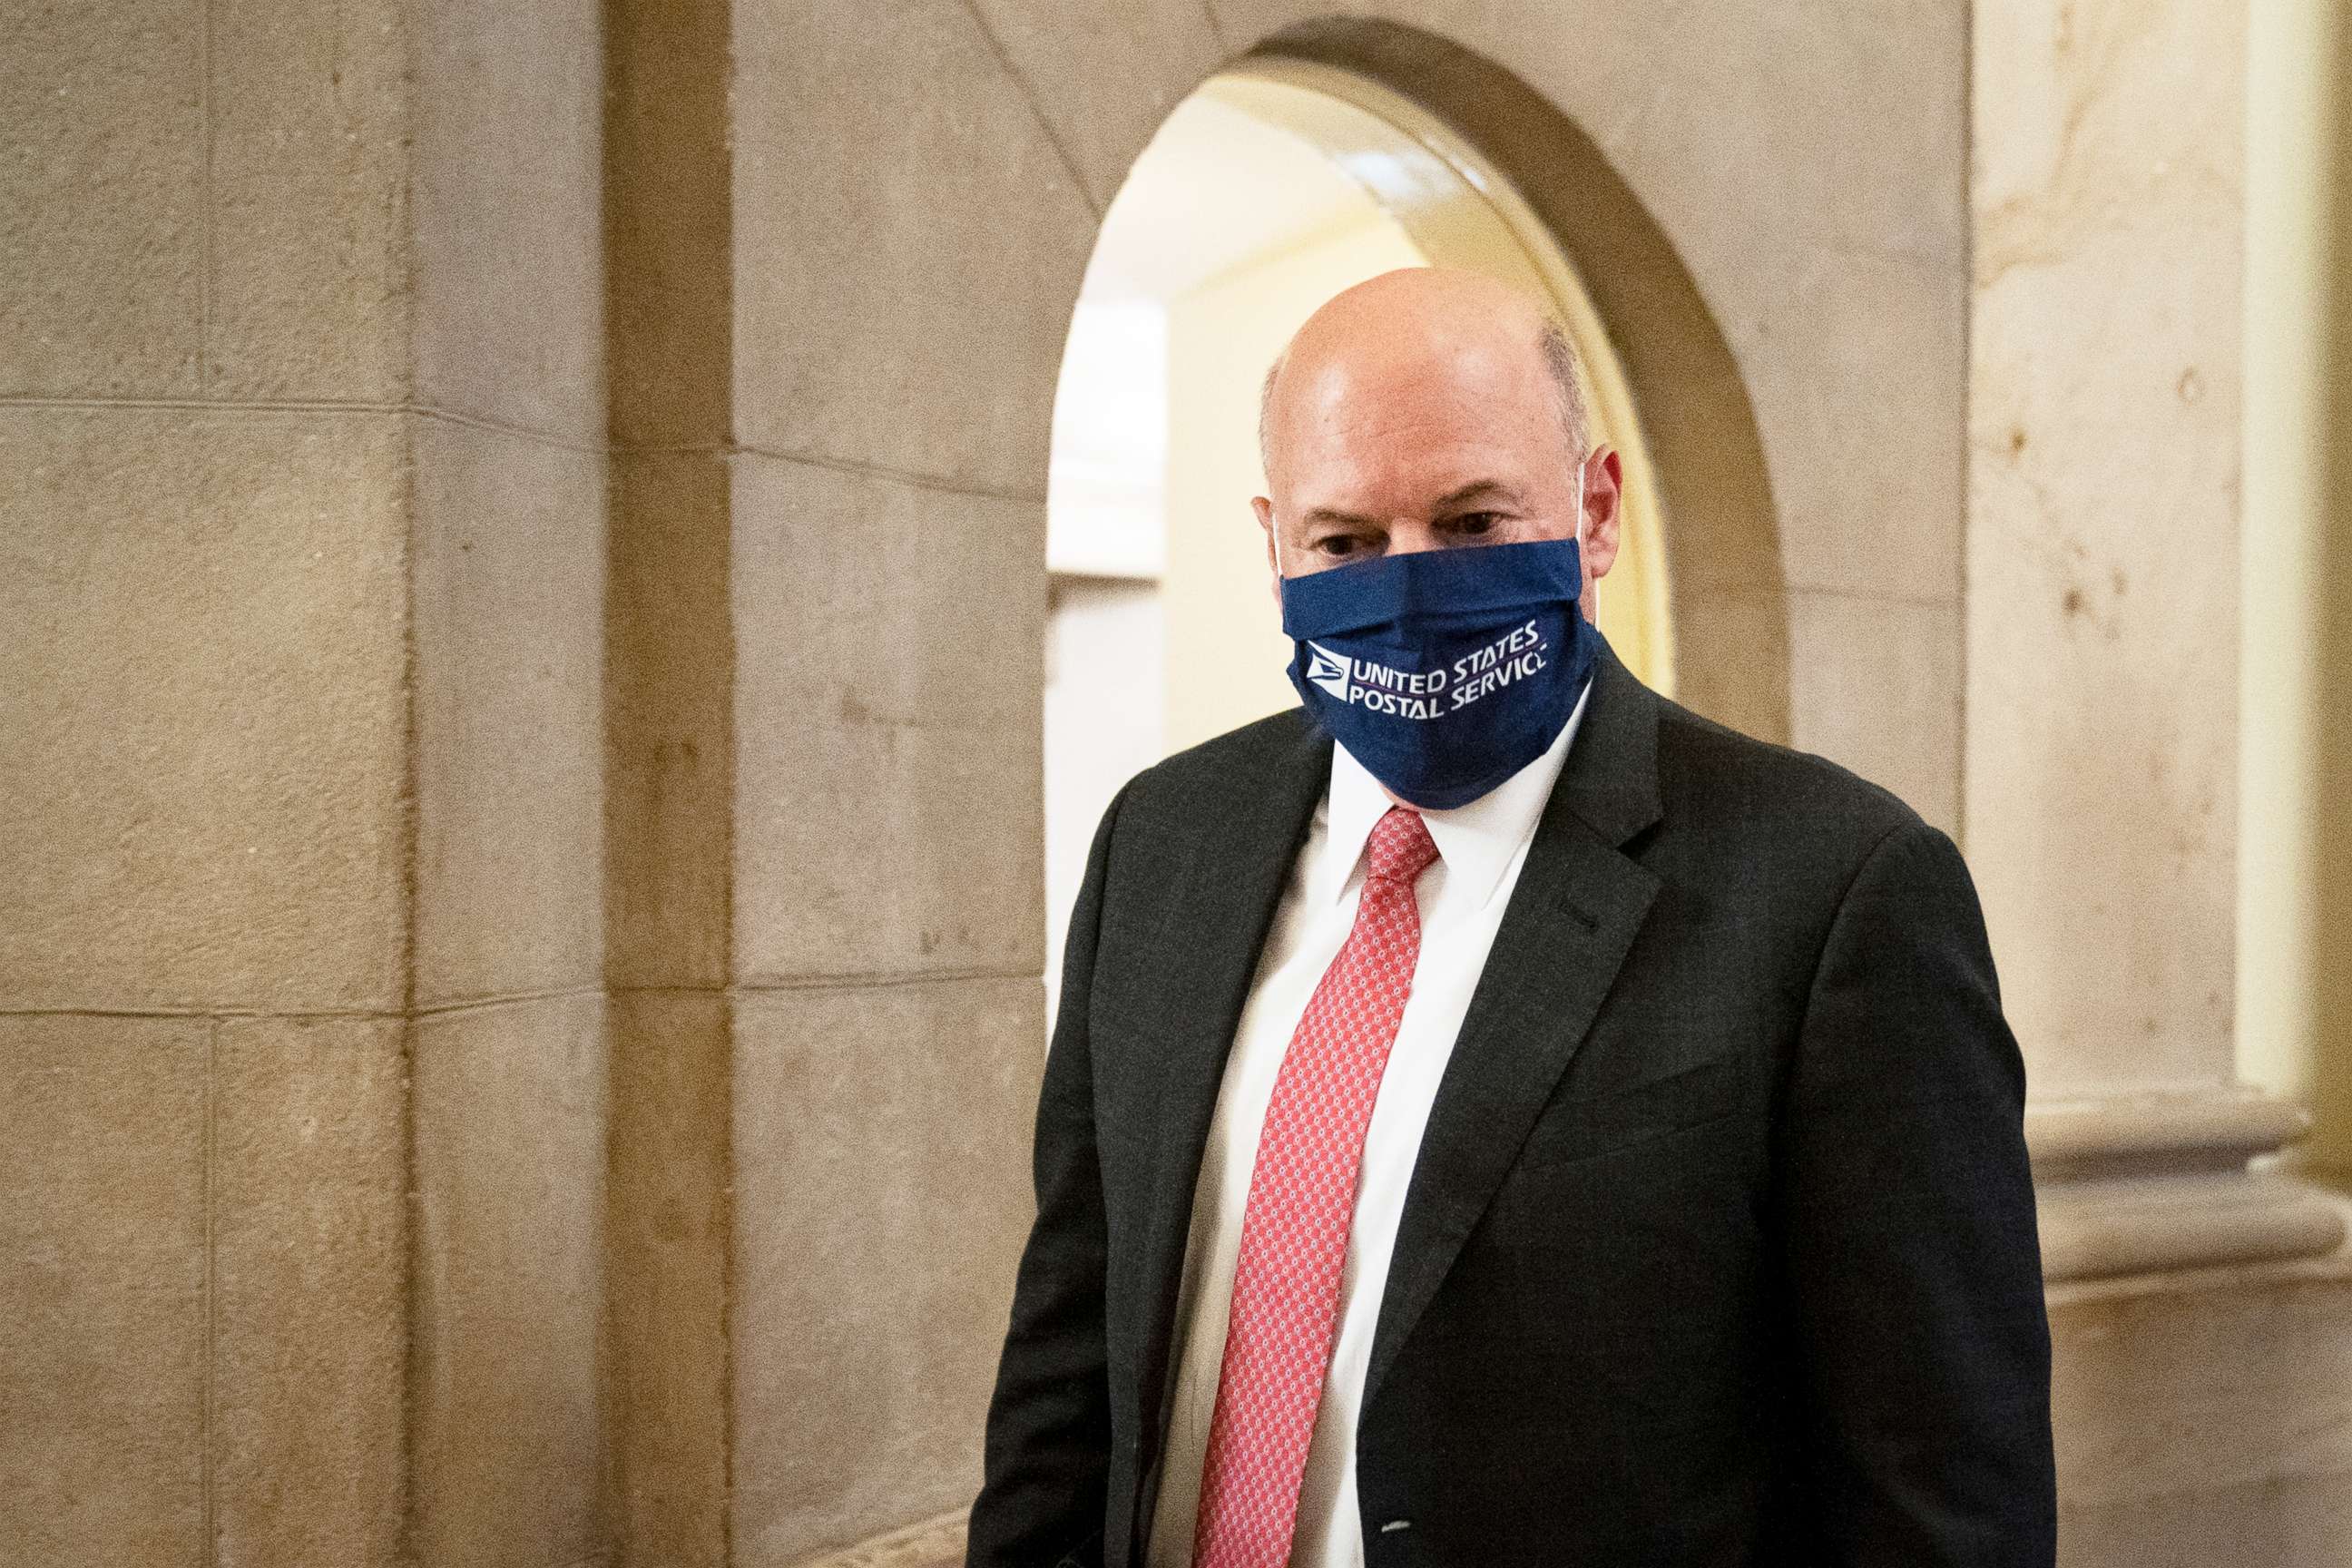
[1362,647,1666,1411]
[1128,718,1332,1445]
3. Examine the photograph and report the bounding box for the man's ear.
[1254,495,1281,610]
[1581,447,1624,583]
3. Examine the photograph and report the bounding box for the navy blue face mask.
[1279,535,1602,809]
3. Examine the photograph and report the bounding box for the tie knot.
[1366,806,1439,886]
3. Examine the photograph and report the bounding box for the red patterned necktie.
[1191,805,1442,1568]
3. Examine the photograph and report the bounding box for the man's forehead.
[1276,354,1547,470]
[1285,266,1548,348]
[1287,318,1544,403]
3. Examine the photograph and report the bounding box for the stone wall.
[0,3,611,1565]
[1,4,415,1562]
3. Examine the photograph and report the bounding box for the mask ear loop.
[1570,456,1591,605]
[1571,456,1588,562]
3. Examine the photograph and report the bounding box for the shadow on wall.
[2311,8,2352,1180]
[1249,16,1791,742]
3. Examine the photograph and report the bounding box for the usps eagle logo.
[1305,642,1352,701]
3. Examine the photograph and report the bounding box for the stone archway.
[1226,17,1791,741]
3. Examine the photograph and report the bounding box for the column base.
[2028,1089,2350,1282]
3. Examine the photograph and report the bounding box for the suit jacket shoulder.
[1118,706,1322,832]
[1646,680,1934,894]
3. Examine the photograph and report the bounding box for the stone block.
[606,989,733,1568]
[963,0,1227,211]
[1740,248,1964,603]
[411,992,609,1568]
[730,976,1044,1564]
[1569,0,1965,274]
[1786,589,1961,838]
[2057,1465,2352,1568]
[413,417,607,1008]
[2049,1258,2352,1565]
[208,0,413,399]
[0,0,204,396]
[412,0,607,440]
[0,409,408,1013]
[211,1014,406,1568]
[606,451,736,992]
[731,454,1044,985]
[732,0,1097,495]
[0,1015,207,1568]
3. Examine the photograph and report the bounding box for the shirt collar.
[1318,679,1592,913]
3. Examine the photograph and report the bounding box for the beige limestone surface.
[964,0,1229,212]
[1787,590,1963,838]
[410,0,607,442]
[603,0,733,449]
[0,1017,209,1568]
[730,455,1046,986]
[411,993,610,1568]
[1968,0,2247,1096]
[2050,1255,2352,1564]
[211,1014,407,1568]
[0,408,410,1014]
[730,977,1044,1566]
[732,0,1102,497]
[411,417,609,1009]
[3,2,612,1565]
[606,449,739,994]
[207,0,413,401]
[0,0,206,397]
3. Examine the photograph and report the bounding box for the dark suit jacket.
[968,646,2056,1567]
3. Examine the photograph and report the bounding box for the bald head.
[1250,268,1622,612]
[1259,268,1590,485]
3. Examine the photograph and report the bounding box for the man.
[969,268,2055,1567]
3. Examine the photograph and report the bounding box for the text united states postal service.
[1304,620,1549,720]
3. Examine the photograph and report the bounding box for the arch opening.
[1043,33,1780,979]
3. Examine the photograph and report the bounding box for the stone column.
[0,5,412,1563]
[1968,1,2352,1556]
[0,5,610,1566]
[600,2,1082,1563]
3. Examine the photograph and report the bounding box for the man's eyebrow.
[1432,479,1524,510]
[1301,482,1526,531]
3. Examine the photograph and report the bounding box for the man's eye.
[1450,512,1504,535]
[1314,534,1365,557]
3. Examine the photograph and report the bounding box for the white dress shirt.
[1143,686,1590,1568]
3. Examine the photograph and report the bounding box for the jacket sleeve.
[965,781,1130,1568]
[1773,818,2058,1566]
